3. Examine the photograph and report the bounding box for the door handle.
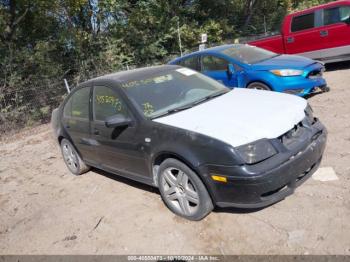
[320,30,328,37]
[287,36,294,43]
[93,129,100,135]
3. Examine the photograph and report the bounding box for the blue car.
[169,44,328,96]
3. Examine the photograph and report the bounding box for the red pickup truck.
[249,0,350,63]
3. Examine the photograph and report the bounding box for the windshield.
[221,45,278,64]
[121,68,229,119]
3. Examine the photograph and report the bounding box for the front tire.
[60,138,90,175]
[247,82,271,91]
[158,158,213,221]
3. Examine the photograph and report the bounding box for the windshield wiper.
[151,104,195,119]
[253,54,281,64]
[192,90,228,106]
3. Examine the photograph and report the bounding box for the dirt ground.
[0,64,350,255]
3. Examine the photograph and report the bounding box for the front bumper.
[199,120,327,208]
[278,77,327,97]
[274,63,328,96]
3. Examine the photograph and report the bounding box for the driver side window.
[93,86,129,121]
[201,55,229,71]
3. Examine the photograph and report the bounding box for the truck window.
[291,13,315,32]
[324,6,350,25]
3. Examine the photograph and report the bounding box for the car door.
[200,55,238,88]
[62,85,96,163]
[90,84,149,178]
[285,11,324,56]
[319,5,350,57]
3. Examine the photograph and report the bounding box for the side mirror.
[227,64,235,79]
[105,114,132,128]
[346,16,350,24]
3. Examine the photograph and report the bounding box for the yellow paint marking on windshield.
[153,74,173,83]
[121,74,173,89]
[72,110,81,116]
[143,102,154,116]
[96,95,122,112]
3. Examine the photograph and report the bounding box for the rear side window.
[324,6,350,25]
[93,86,129,121]
[291,13,315,32]
[64,87,90,119]
[201,55,228,71]
[177,56,199,71]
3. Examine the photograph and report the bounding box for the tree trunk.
[242,0,258,31]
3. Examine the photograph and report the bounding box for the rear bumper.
[200,120,327,208]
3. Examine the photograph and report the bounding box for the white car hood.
[153,89,307,147]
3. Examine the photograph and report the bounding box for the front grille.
[261,185,288,198]
[284,89,304,95]
[279,122,306,150]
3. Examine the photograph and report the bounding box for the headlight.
[270,69,304,77]
[236,140,277,164]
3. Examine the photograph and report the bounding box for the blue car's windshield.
[121,68,229,119]
[221,45,278,64]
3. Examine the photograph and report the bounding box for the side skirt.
[84,160,155,187]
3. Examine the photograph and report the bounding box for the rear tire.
[158,158,213,221]
[60,138,90,175]
[247,82,271,91]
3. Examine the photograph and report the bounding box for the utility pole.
[177,20,183,57]
[64,79,70,93]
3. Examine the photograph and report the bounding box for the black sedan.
[51,65,327,220]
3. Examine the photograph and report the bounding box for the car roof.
[81,65,181,86]
[169,44,243,62]
[290,0,350,16]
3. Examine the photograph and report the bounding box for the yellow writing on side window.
[96,95,122,111]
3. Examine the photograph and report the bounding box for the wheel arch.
[246,80,273,90]
[58,135,65,144]
[58,135,84,160]
[153,151,197,172]
[151,151,216,203]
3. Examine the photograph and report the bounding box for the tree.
[0,0,337,133]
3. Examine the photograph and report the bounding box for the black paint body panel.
[51,66,327,208]
[199,121,327,208]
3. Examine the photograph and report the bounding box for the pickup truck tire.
[247,82,271,91]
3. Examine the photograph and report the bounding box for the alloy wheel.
[161,167,200,216]
[62,142,79,173]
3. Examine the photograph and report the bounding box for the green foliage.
[290,0,334,11]
[0,0,336,134]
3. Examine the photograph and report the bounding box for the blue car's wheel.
[247,82,271,91]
